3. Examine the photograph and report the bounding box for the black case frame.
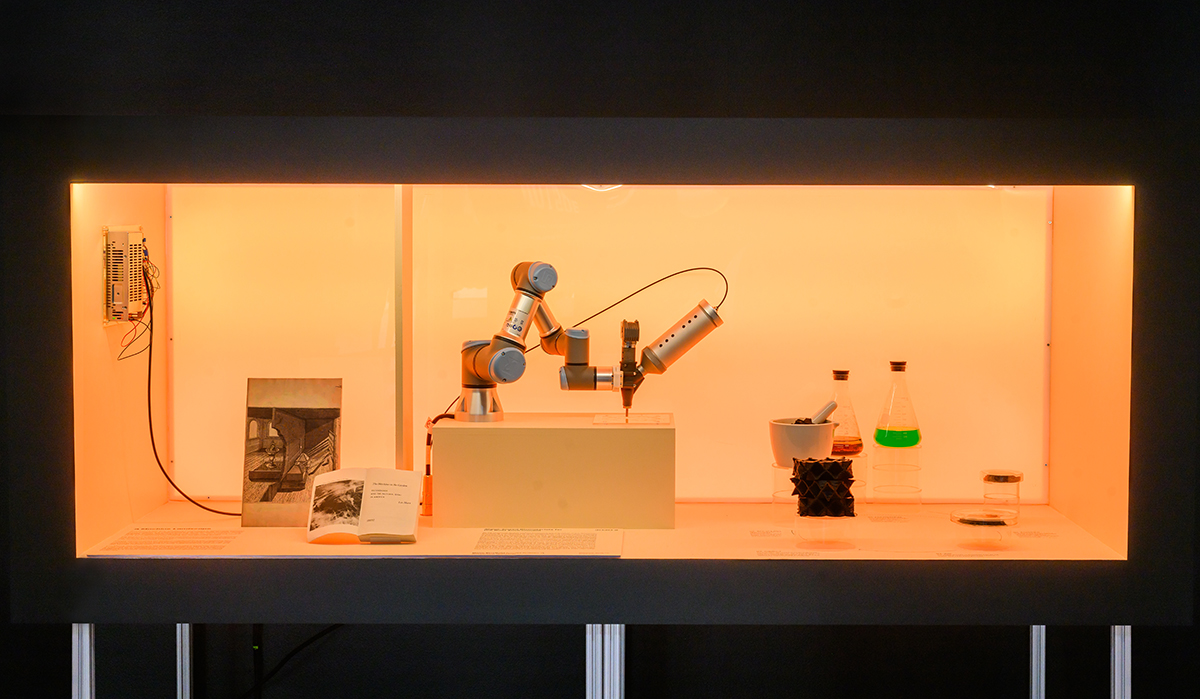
[2,117,1195,624]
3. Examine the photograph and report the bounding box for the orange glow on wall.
[411,185,1052,503]
[70,183,1134,560]
[71,184,170,553]
[167,185,397,498]
[1048,186,1134,556]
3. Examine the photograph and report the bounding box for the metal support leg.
[72,623,95,699]
[177,623,193,699]
[1030,625,1045,699]
[1111,625,1131,699]
[586,624,625,699]
[587,625,600,699]
[606,624,625,699]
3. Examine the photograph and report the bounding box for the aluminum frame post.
[71,623,95,699]
[586,623,625,699]
[1030,625,1045,699]
[177,623,193,699]
[1111,625,1131,699]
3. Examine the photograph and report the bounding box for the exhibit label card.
[471,528,624,556]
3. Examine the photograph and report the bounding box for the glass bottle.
[829,370,864,456]
[874,361,921,447]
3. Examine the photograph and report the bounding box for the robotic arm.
[455,262,723,422]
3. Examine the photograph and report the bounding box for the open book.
[307,468,423,543]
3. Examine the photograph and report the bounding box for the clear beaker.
[795,515,856,550]
[849,452,870,501]
[771,461,796,526]
[872,445,921,507]
[981,469,1023,521]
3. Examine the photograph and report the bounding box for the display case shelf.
[85,503,1119,561]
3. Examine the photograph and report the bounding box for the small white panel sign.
[593,413,672,425]
[471,528,624,557]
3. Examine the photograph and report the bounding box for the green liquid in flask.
[874,427,921,448]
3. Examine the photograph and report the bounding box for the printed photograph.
[242,378,342,527]
[309,479,365,531]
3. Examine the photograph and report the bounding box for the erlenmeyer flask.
[874,361,921,447]
[829,370,864,456]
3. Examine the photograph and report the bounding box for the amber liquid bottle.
[829,370,864,456]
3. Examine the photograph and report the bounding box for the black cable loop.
[144,263,240,516]
[519,266,728,354]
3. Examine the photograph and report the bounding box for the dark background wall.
[3,2,1199,118]
[3,2,1197,696]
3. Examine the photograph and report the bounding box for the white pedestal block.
[432,413,675,529]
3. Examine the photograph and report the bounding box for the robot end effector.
[618,298,723,412]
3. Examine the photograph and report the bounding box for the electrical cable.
[424,404,457,482]
[519,266,728,355]
[570,265,729,327]
[140,250,240,516]
[235,624,345,699]
[118,255,159,360]
[427,397,458,439]
[116,318,152,360]
[120,320,141,346]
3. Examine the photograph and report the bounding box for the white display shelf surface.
[83,502,1121,560]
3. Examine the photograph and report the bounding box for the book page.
[307,468,367,544]
[359,468,423,542]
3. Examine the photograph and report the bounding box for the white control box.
[432,413,676,529]
[103,226,145,323]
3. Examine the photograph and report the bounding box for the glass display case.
[71,182,1131,563]
[4,118,1194,624]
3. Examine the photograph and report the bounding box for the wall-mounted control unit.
[103,226,145,323]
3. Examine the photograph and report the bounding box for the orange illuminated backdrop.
[412,186,1053,502]
[167,186,396,498]
[71,184,1132,558]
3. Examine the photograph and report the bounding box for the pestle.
[810,400,837,424]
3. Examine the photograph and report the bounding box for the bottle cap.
[981,470,1024,483]
[889,361,907,371]
[832,369,850,380]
